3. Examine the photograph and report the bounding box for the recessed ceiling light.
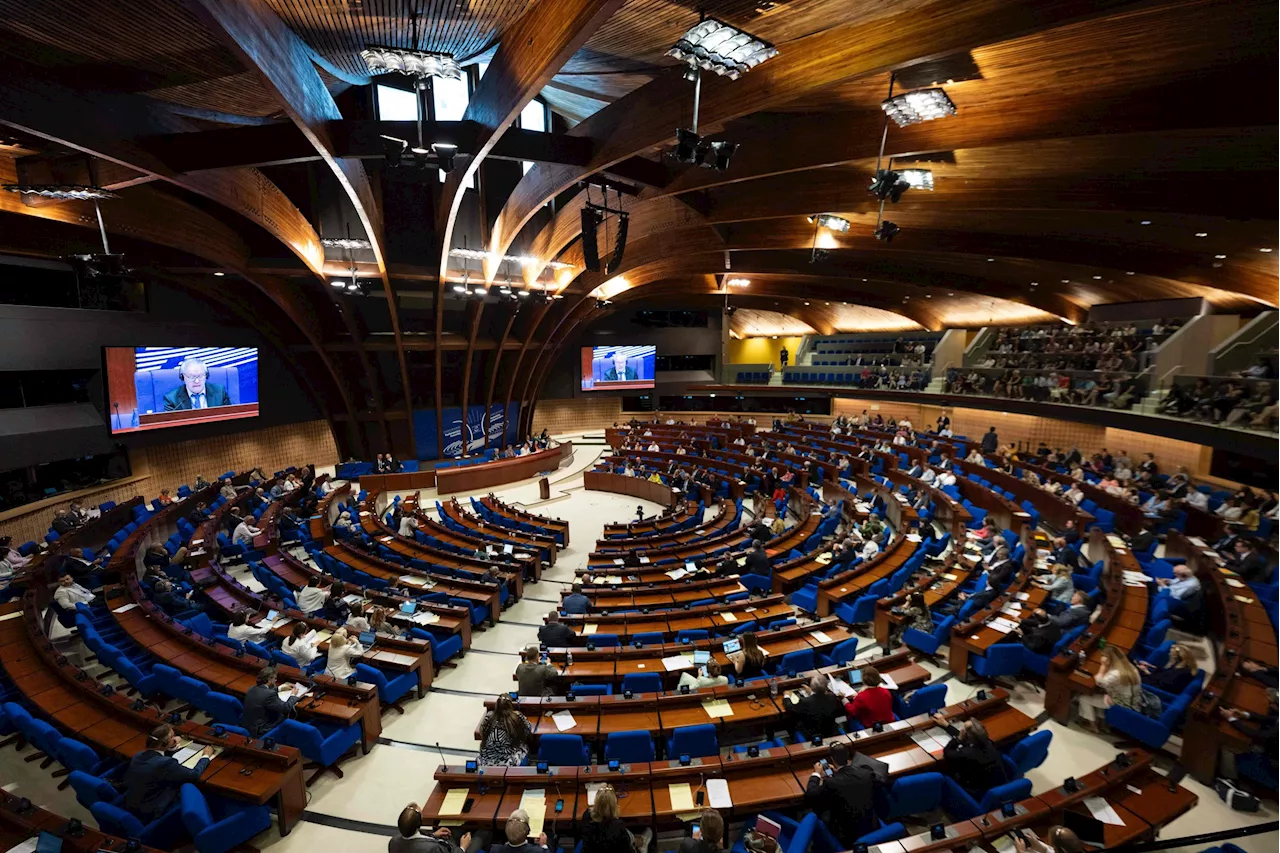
[1092,275,1102,280]
[213,271,225,277]
[947,292,955,296]
[986,258,994,262]
[1125,271,1135,275]
[1261,248,1273,253]
[1195,232,1208,238]
[803,301,810,305]
[1214,254,1227,259]
[1060,279,1069,284]
[1140,220,1152,226]
[925,294,932,298]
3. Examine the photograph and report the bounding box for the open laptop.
[400,601,417,615]
[722,638,741,654]
[1063,810,1106,848]
[359,631,377,647]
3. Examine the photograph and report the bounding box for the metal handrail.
[1212,311,1278,360]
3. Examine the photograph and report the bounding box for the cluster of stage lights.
[361,48,461,82]
[868,85,956,242]
[380,136,457,172]
[669,17,775,172]
[447,247,575,271]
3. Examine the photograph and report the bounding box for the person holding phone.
[802,742,884,846]
[679,809,724,853]
[933,716,1008,798]
[1011,826,1084,853]
[792,673,843,738]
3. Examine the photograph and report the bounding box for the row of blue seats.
[736,371,772,383]
[468,496,566,546]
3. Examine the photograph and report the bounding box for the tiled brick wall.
[1,419,338,545]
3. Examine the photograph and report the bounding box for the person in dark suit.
[1127,525,1154,555]
[622,551,642,569]
[792,674,844,738]
[1232,539,1273,584]
[938,717,1009,798]
[980,427,999,455]
[745,540,772,578]
[537,612,577,648]
[562,584,592,615]
[602,351,638,382]
[1051,591,1093,630]
[122,724,214,823]
[162,358,232,410]
[152,578,206,615]
[803,742,885,846]
[242,667,303,737]
[1000,608,1062,655]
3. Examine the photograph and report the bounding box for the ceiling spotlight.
[1092,275,1102,280]
[1125,271,1135,275]
[709,141,738,171]
[987,258,994,262]
[1140,220,1152,225]
[452,284,467,293]
[869,170,909,203]
[432,142,457,173]
[361,47,461,80]
[675,128,701,163]
[1,184,117,200]
[1261,248,1273,253]
[897,169,934,191]
[673,130,737,172]
[1214,254,1227,259]
[667,18,778,79]
[882,88,956,127]
[874,221,900,243]
[472,287,487,297]
[410,146,432,169]
[448,248,573,270]
[380,134,407,167]
[320,237,373,250]
[517,289,530,297]
[726,277,750,287]
[1194,232,1208,237]
[213,271,225,277]
[330,279,347,288]
[808,213,850,232]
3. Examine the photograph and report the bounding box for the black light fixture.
[874,221,900,243]
[580,181,628,274]
[869,169,910,203]
[381,136,456,173]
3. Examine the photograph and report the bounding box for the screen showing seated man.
[105,346,260,433]
[581,345,656,390]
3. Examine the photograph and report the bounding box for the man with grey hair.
[163,357,231,410]
[490,808,549,853]
[791,672,843,739]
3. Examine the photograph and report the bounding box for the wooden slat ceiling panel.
[729,308,816,337]
[264,0,536,78]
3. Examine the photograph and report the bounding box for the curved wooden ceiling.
[0,0,1274,456]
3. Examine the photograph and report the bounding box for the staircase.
[924,375,947,394]
[769,371,785,387]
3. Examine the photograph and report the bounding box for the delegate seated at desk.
[123,724,215,823]
[243,666,303,736]
[562,584,591,615]
[538,611,577,647]
[803,742,886,846]
[162,358,231,410]
[391,803,472,853]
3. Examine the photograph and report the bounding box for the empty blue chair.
[621,672,663,694]
[834,594,880,625]
[775,648,815,676]
[537,734,591,766]
[732,812,821,853]
[1004,730,1052,776]
[820,637,859,668]
[881,772,945,821]
[630,632,665,647]
[902,615,955,656]
[54,738,117,786]
[604,731,656,764]
[269,719,363,785]
[1106,694,1191,750]
[675,630,709,644]
[943,777,1032,819]
[201,692,244,727]
[67,770,119,811]
[179,784,271,853]
[895,683,948,718]
[971,644,1024,681]
[91,800,186,849]
[567,683,612,696]
[587,633,621,648]
[667,724,718,759]
[354,663,419,712]
[740,573,772,594]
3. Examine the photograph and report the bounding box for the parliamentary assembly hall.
[0,0,1276,852]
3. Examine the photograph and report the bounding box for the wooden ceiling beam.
[434,0,626,457]
[184,0,403,452]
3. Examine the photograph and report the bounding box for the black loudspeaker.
[581,208,602,272]
[605,213,629,275]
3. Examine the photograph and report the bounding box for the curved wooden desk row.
[34,496,146,568]
[613,429,833,490]
[595,499,737,552]
[422,692,1042,831]
[976,460,1095,533]
[567,577,749,612]
[1021,460,1144,536]
[192,558,436,693]
[1166,531,1278,783]
[496,653,934,741]
[585,470,680,508]
[601,500,704,541]
[107,485,221,575]
[402,493,544,583]
[948,575,1050,681]
[539,619,866,688]
[320,543,503,625]
[440,499,559,564]
[875,560,978,646]
[0,599,307,834]
[261,551,472,649]
[481,495,571,546]
[187,477,287,570]
[1044,530,1150,721]
[0,786,165,853]
[557,594,795,640]
[424,438,570,491]
[104,582,386,752]
[812,533,923,618]
[359,494,531,593]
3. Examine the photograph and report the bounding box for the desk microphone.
[435,740,450,771]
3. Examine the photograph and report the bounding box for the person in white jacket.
[282,622,319,667]
[325,628,364,681]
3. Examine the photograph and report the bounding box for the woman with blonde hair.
[1039,565,1075,605]
[1138,643,1199,695]
[324,628,364,680]
[1078,645,1142,731]
[580,784,653,853]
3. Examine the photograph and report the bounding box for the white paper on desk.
[586,782,605,806]
[0,611,22,623]
[1015,592,1031,601]
[666,568,689,581]
[303,629,319,644]
[173,745,202,765]
[551,711,577,732]
[942,573,959,581]
[112,602,140,613]
[639,556,650,564]
[925,727,953,748]
[662,654,697,672]
[411,612,440,625]
[722,611,737,622]
[4,838,39,853]
[182,745,221,768]
[342,593,363,605]
[583,624,599,635]
[399,575,428,587]
[707,778,733,809]
[1106,535,1127,550]
[987,620,1015,635]
[520,788,547,836]
[906,534,922,543]
[1225,578,1246,588]
[829,677,856,699]
[614,558,625,565]
[910,730,940,752]
[281,685,310,701]
[881,673,898,690]
[1085,796,1126,826]
[1122,570,1152,583]
[810,630,833,644]
[504,544,514,555]
[744,606,757,613]
[380,536,393,543]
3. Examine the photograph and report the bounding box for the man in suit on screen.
[603,350,638,382]
[162,357,231,410]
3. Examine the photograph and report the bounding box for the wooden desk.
[949,577,1047,681]
[481,494,570,546]
[434,443,573,494]
[585,471,678,508]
